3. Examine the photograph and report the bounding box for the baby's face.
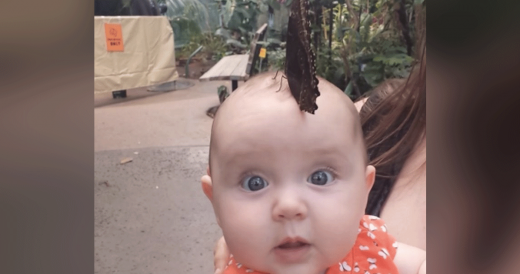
[209,78,373,274]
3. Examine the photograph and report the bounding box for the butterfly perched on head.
[285,0,320,114]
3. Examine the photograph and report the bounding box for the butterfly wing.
[285,0,320,114]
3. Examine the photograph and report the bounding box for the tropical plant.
[214,0,262,50]
[161,0,220,47]
[215,0,293,52]
[177,32,228,61]
[316,0,425,99]
[166,0,424,98]
[259,0,424,99]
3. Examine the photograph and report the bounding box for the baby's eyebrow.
[216,148,264,167]
[309,146,341,155]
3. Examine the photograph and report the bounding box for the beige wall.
[94,16,178,93]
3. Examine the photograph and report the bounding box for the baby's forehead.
[214,74,360,133]
[220,73,354,113]
[210,74,364,161]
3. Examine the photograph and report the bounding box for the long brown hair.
[361,43,426,216]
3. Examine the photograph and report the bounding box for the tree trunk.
[328,6,333,65]
[396,0,413,56]
[313,3,322,59]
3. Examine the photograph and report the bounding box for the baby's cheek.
[313,211,359,265]
[310,195,363,264]
[218,201,271,268]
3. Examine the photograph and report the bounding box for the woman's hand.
[214,236,230,274]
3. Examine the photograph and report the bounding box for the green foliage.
[261,0,424,100]
[266,47,285,71]
[165,0,214,30]
[215,0,293,53]
[164,0,218,47]
[162,0,230,61]
[176,32,228,61]
[314,0,424,98]
[315,41,347,88]
[168,0,423,100]
[215,0,264,50]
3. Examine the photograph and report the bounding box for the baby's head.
[203,72,375,274]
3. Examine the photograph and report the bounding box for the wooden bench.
[199,23,268,91]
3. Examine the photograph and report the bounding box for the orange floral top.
[223,215,399,274]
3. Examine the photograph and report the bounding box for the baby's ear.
[365,165,376,191]
[201,174,213,201]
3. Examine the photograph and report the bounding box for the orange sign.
[259,48,267,59]
[104,23,124,52]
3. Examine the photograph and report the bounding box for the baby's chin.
[263,261,328,274]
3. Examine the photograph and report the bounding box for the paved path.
[95,79,229,274]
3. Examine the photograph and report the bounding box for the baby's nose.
[272,190,307,221]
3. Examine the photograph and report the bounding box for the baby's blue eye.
[307,170,334,185]
[242,176,268,191]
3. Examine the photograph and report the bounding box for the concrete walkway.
[95,79,229,274]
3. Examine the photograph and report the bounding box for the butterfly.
[285,0,320,114]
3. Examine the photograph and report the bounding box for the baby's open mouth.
[278,241,308,249]
[273,238,312,262]
[273,237,312,264]
[276,238,310,249]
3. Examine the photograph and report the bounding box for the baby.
[201,72,426,274]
